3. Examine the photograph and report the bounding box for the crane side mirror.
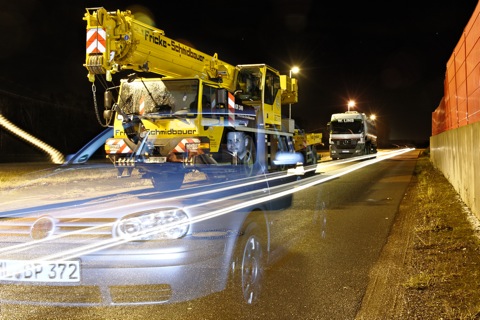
[216,88,227,108]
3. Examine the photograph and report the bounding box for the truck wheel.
[150,172,185,191]
[242,135,257,177]
[308,146,318,165]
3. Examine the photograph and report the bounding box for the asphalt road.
[0,150,420,319]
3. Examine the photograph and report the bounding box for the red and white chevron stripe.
[105,139,132,154]
[139,97,145,115]
[228,92,235,126]
[86,28,107,54]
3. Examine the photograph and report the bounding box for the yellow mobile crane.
[83,7,320,190]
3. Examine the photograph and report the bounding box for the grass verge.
[402,151,480,319]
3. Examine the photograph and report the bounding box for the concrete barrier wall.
[430,122,480,220]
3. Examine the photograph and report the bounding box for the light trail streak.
[0,114,65,164]
[0,148,415,274]
[0,174,275,255]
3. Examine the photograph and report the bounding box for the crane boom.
[84,7,237,91]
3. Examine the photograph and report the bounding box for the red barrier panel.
[432,2,480,135]
[431,98,445,136]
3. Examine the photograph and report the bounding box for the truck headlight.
[114,208,190,240]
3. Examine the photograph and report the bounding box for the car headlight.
[114,208,190,240]
[272,151,304,165]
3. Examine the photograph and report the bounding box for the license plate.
[0,260,80,282]
[147,157,167,163]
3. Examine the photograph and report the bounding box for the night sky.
[1,0,478,148]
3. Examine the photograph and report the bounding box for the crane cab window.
[236,70,262,102]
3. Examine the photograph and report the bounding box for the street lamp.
[347,100,355,112]
[289,66,300,119]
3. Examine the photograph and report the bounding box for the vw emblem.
[30,216,56,240]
